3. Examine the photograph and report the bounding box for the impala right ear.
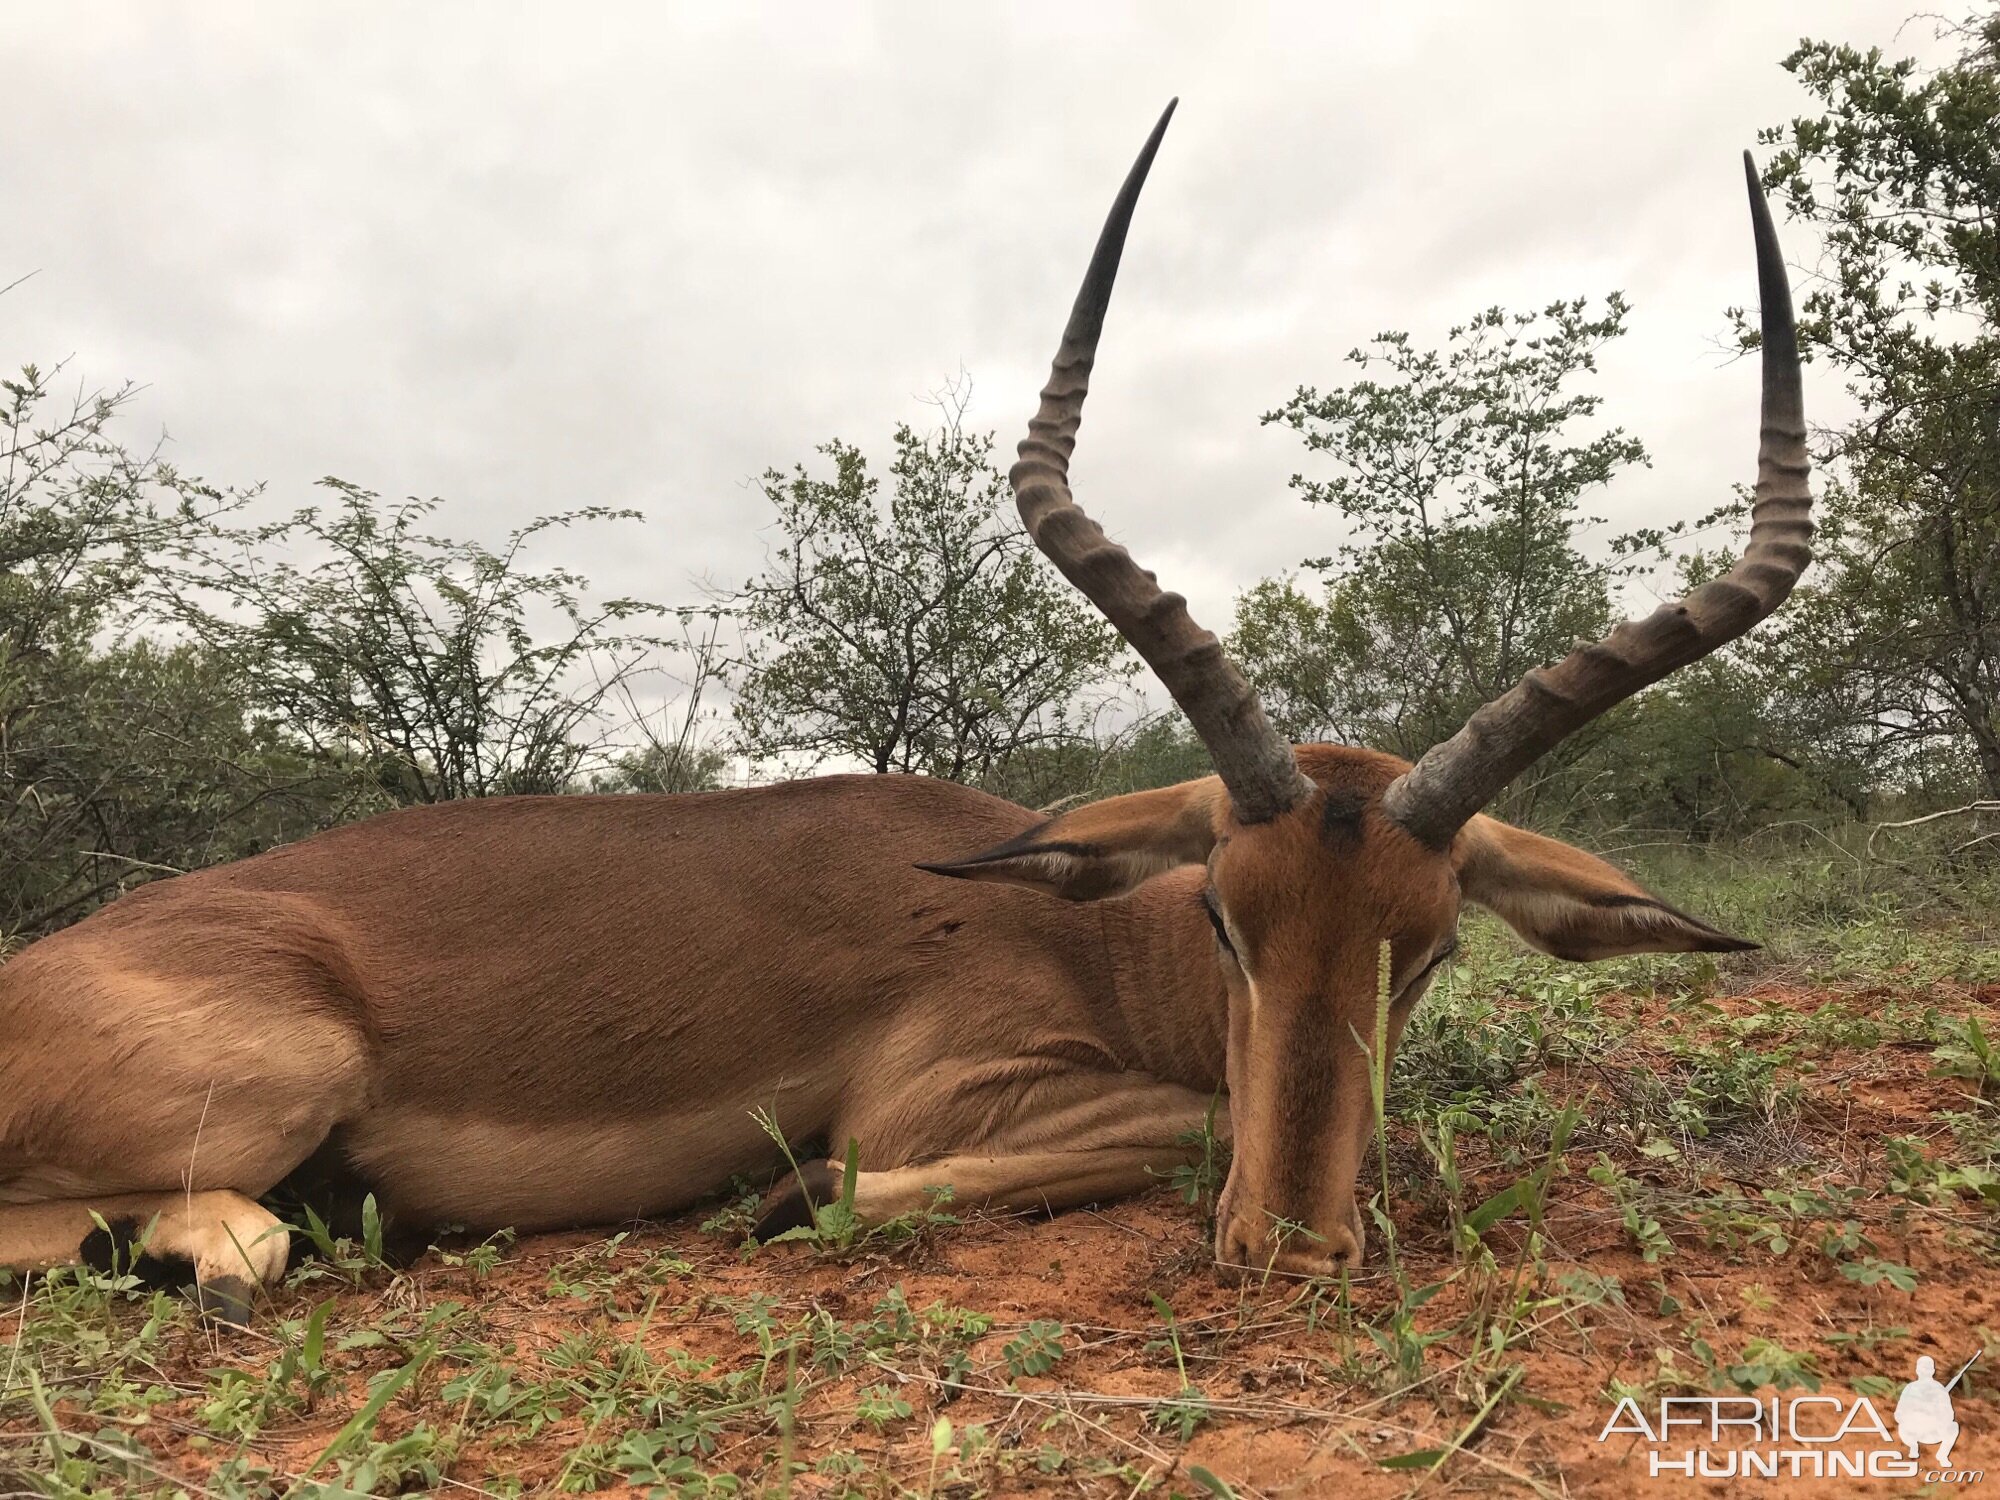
[918,780,1226,902]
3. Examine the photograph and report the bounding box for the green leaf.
[360,1194,384,1265]
[1466,1182,1525,1233]
[302,1297,333,1370]
[1188,1465,1239,1497]
[1378,1448,1448,1470]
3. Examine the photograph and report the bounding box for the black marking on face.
[1272,998,1339,1219]
[1319,788,1368,844]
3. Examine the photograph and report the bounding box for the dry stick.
[1865,800,2000,861]
[430,1475,507,1500]
[887,1366,1171,1468]
[76,850,187,877]
[944,1370,1556,1497]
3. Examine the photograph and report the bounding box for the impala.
[0,103,1809,1319]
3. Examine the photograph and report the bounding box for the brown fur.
[0,748,1747,1296]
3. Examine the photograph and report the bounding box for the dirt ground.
[7,975,2000,1497]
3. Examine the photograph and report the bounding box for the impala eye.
[1201,888,1235,954]
[1404,939,1459,994]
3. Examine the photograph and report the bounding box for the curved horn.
[1013,100,1313,824]
[1381,153,1814,848]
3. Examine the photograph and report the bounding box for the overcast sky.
[7,3,1950,683]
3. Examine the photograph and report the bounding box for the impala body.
[0,102,1810,1318]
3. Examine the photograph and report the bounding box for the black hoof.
[198,1275,257,1326]
[752,1160,841,1240]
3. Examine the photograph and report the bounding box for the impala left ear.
[1453,816,1756,961]
[918,779,1226,902]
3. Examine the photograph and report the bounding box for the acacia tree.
[733,407,1127,782]
[1242,298,1649,816]
[1742,13,2000,797]
[0,358,353,935]
[598,612,733,795]
[167,483,669,803]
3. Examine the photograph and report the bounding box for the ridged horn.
[1012,100,1314,824]
[1380,152,1813,848]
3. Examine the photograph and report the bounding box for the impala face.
[931,98,1807,1278]
[927,744,1754,1275]
[1202,778,1457,1274]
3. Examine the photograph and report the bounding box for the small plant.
[854,1384,913,1428]
[1885,1134,2000,1207]
[1935,1015,2000,1098]
[753,1117,864,1250]
[751,1113,959,1253]
[1159,1092,1229,1221]
[1839,1256,1919,1292]
[1589,1156,1674,1263]
[698,1179,763,1237]
[274,1298,340,1408]
[1143,1294,1208,1440]
[1703,1335,1821,1393]
[1002,1320,1067,1379]
[434,1226,515,1278]
[287,1196,395,1286]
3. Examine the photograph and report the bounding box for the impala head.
[924,101,1812,1278]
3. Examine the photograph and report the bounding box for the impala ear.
[918,780,1226,902]
[1454,816,1757,961]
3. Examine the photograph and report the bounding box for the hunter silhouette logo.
[1599,1347,1985,1482]
[1897,1351,1978,1467]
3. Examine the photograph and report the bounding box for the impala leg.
[0,1190,290,1324]
[754,1074,1221,1235]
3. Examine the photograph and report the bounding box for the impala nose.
[1215,1213,1363,1281]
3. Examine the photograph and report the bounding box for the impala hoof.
[751,1160,841,1240]
[198,1275,257,1326]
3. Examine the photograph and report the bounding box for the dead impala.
[0,102,1810,1319]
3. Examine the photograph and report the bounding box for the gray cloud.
[6,1,1949,665]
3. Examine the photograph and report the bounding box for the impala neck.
[1098,867,1231,1090]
